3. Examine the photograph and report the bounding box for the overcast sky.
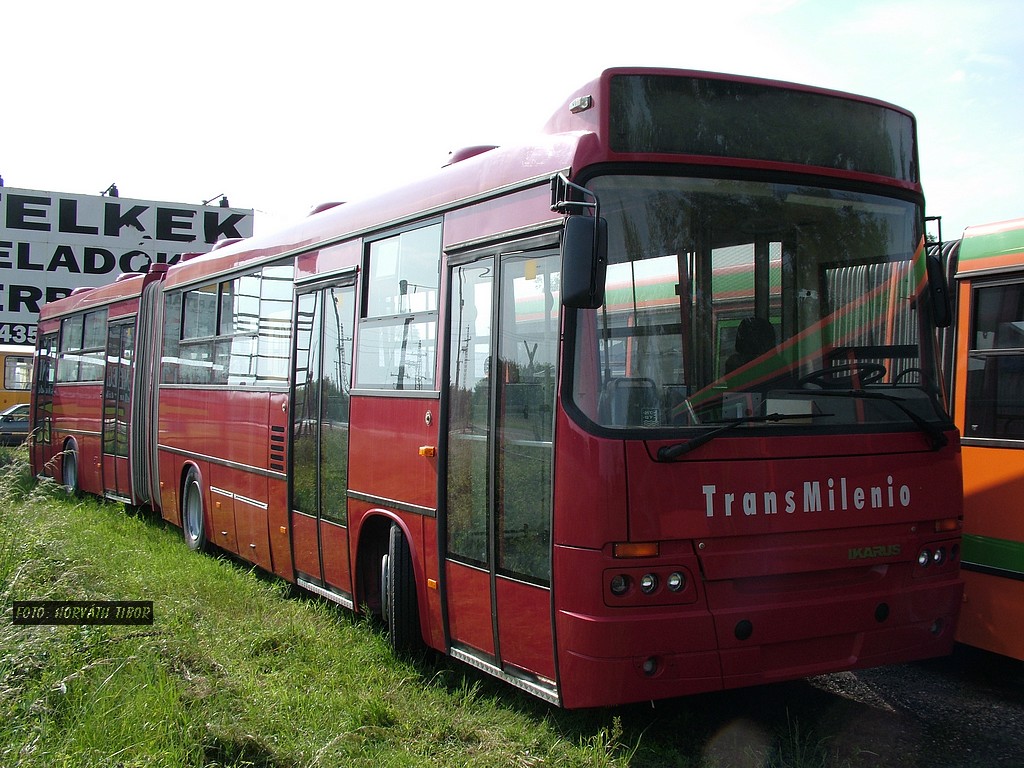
[4,0,1021,241]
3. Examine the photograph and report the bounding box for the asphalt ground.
[682,645,1024,767]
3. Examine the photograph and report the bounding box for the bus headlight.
[610,574,631,596]
[640,573,658,594]
[603,566,695,606]
[918,549,932,567]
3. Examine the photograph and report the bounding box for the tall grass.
[0,447,860,767]
[0,448,650,767]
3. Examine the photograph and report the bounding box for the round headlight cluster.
[608,570,687,598]
[918,546,955,568]
[610,574,630,596]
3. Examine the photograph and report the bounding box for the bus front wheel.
[381,523,420,652]
[181,468,207,552]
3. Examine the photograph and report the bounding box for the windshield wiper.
[655,412,830,461]
[785,389,948,451]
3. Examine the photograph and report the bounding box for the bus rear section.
[948,217,1024,661]
[551,167,963,708]
[29,268,165,508]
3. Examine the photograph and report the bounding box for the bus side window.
[964,280,1024,439]
[356,223,441,391]
[4,355,31,392]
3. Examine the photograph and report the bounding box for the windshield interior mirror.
[561,215,607,309]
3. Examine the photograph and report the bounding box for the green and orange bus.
[942,217,1024,660]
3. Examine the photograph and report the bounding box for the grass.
[0,446,865,767]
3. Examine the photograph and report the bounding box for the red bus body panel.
[445,562,495,656]
[51,383,105,491]
[156,387,293,579]
[551,414,961,707]
[347,396,438,510]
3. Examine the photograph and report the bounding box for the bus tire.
[383,523,420,652]
[181,467,208,552]
[62,442,79,495]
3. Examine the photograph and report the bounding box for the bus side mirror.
[561,215,608,309]
[926,250,951,328]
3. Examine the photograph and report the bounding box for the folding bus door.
[31,333,58,476]
[444,246,560,702]
[291,282,357,605]
[102,321,135,502]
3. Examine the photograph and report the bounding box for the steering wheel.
[893,367,923,384]
[798,362,886,389]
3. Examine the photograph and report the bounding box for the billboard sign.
[0,187,255,344]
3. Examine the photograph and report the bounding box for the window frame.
[354,220,442,392]
[4,354,32,391]
[162,259,294,388]
[56,309,108,383]
[962,275,1024,445]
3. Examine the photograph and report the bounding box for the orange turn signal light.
[613,542,660,558]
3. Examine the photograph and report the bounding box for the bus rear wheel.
[181,468,207,552]
[381,523,420,652]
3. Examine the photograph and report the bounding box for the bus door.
[102,321,135,501]
[31,333,58,472]
[444,246,560,698]
[291,282,357,604]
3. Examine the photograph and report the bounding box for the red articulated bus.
[31,68,963,708]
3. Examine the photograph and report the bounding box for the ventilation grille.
[269,425,286,472]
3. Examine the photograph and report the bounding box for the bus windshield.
[569,174,944,432]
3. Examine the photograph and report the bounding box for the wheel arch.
[354,511,427,626]
[179,460,203,503]
[61,436,79,464]
[60,436,80,492]
[179,461,209,547]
